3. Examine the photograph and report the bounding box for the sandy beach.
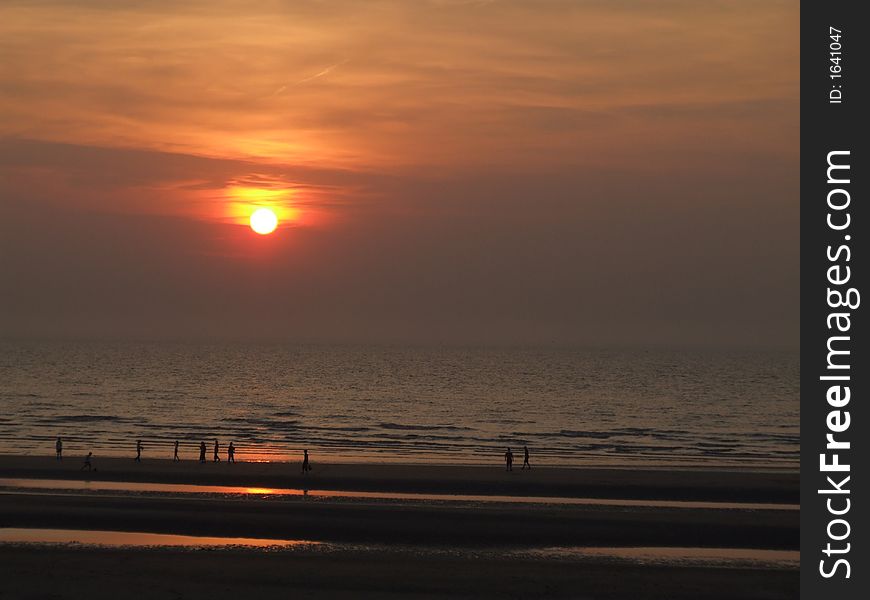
[0,544,798,600]
[0,454,798,598]
[0,456,799,547]
[0,455,799,503]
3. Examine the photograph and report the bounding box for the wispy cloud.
[295,59,350,85]
[0,0,798,175]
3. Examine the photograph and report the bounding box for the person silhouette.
[213,440,221,462]
[302,449,311,474]
[173,440,180,462]
[522,446,530,470]
[504,447,513,471]
[199,441,207,463]
[227,442,235,463]
[135,440,143,462]
[81,452,93,471]
[55,437,63,461]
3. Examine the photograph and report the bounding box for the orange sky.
[0,0,799,346]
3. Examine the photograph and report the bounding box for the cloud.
[0,1,799,346]
[295,60,350,85]
[0,0,798,171]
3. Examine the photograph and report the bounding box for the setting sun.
[250,208,278,235]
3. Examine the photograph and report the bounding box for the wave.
[569,430,616,439]
[379,422,473,432]
[38,415,134,423]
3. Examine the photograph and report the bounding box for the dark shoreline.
[0,490,799,549]
[0,454,799,599]
[0,455,798,550]
[0,545,799,600]
[0,455,799,504]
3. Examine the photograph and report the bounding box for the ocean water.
[0,341,798,468]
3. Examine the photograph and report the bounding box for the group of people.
[55,436,313,474]
[57,436,528,472]
[504,446,531,471]
[185,439,236,463]
[137,439,238,464]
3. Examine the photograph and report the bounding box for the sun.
[250,207,278,235]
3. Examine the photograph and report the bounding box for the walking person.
[213,439,221,462]
[504,447,513,471]
[135,440,143,462]
[522,445,531,470]
[55,437,63,461]
[199,441,207,463]
[80,452,93,471]
[227,442,235,463]
[173,440,180,462]
[302,449,311,474]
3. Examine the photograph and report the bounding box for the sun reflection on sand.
[0,478,798,511]
[0,528,317,548]
[244,487,277,495]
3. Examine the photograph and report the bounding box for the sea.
[0,341,799,468]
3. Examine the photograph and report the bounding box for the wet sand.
[0,455,798,598]
[0,544,798,600]
[0,454,799,503]
[0,488,798,548]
